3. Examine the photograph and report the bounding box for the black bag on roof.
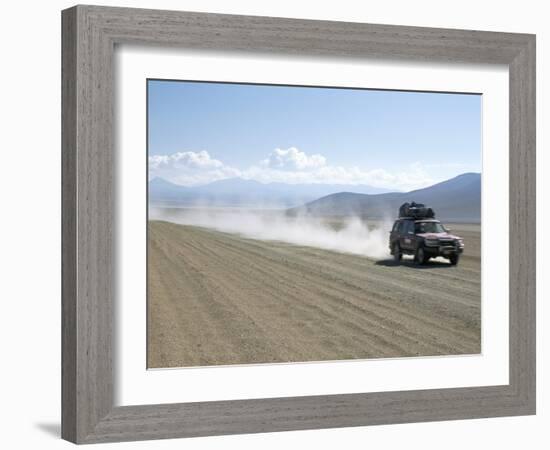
[399,202,435,219]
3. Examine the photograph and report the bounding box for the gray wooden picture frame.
[61,5,536,444]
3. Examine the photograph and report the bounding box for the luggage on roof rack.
[399,202,435,219]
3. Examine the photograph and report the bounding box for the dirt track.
[148,221,481,368]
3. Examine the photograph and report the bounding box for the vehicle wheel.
[415,246,427,265]
[449,254,460,266]
[392,242,402,262]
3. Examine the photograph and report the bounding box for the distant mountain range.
[287,173,481,222]
[149,177,393,208]
[149,173,481,222]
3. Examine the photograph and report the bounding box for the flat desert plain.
[147,218,481,368]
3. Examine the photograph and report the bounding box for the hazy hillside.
[288,173,481,222]
[149,177,392,208]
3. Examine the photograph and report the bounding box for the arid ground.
[147,220,481,368]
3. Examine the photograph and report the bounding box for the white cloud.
[243,161,435,191]
[150,148,440,191]
[149,150,241,186]
[149,150,224,170]
[261,147,326,170]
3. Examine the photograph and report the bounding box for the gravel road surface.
[147,221,481,368]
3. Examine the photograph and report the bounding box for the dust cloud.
[150,207,392,260]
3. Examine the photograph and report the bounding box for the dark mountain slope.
[288,173,481,222]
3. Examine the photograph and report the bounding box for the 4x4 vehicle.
[389,218,464,265]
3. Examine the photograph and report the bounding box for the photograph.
[146,79,482,369]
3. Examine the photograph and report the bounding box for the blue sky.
[148,79,481,191]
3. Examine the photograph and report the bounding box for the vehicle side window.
[397,221,408,234]
[393,222,400,232]
[396,221,404,234]
[405,221,414,234]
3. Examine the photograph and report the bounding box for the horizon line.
[149,171,481,190]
